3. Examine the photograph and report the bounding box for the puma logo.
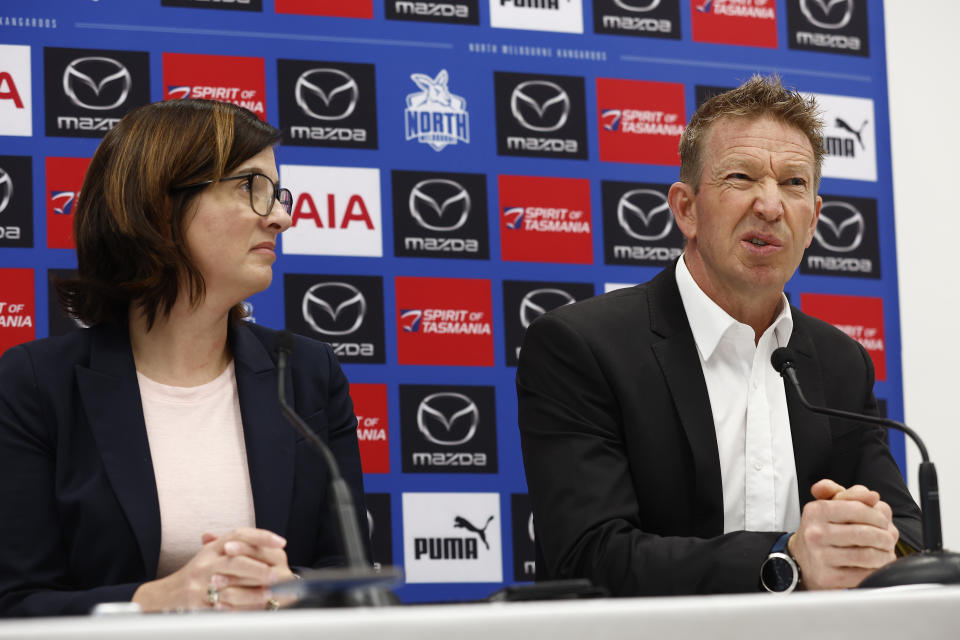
[454,515,494,550]
[835,117,868,150]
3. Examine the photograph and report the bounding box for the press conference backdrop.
[0,0,901,603]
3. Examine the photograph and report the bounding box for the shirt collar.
[675,254,793,362]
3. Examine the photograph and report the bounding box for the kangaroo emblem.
[835,117,868,150]
[454,515,495,550]
[406,70,466,111]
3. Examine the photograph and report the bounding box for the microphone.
[273,332,399,605]
[771,347,960,587]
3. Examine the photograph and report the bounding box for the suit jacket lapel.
[230,323,296,538]
[785,312,833,504]
[647,264,725,535]
[76,324,161,577]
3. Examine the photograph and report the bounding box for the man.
[516,76,920,596]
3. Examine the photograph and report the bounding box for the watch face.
[761,553,797,593]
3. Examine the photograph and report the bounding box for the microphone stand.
[772,349,960,587]
[273,333,398,605]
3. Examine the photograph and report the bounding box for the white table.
[1,586,957,640]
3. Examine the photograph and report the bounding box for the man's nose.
[753,180,784,221]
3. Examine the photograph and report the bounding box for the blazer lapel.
[785,312,833,504]
[230,323,296,538]
[76,324,161,577]
[647,265,725,535]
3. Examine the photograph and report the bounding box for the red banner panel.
[499,174,593,264]
[395,276,494,366]
[0,268,35,355]
[801,292,886,381]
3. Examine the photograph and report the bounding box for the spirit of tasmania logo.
[0,268,35,353]
[274,0,372,17]
[499,175,593,264]
[597,77,685,165]
[46,157,90,249]
[395,276,493,366]
[691,0,778,48]
[404,69,470,152]
[800,293,886,381]
[163,52,267,119]
[349,382,389,474]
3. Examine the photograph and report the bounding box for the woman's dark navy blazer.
[0,321,368,617]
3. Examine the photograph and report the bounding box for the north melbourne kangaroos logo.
[404,69,470,151]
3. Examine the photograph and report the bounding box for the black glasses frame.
[172,172,293,217]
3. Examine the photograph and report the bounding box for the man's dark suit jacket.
[516,262,921,596]
[0,321,368,617]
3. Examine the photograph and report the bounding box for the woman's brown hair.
[56,99,282,329]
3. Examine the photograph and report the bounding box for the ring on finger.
[206,584,220,607]
[266,598,279,612]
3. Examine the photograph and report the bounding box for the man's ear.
[805,194,822,248]
[668,181,697,241]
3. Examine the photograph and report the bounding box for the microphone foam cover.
[770,347,798,373]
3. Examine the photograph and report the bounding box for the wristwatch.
[760,532,800,593]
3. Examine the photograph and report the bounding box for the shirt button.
[754,463,763,471]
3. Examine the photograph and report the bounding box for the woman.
[0,99,368,616]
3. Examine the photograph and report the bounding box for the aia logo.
[0,72,24,108]
[280,164,382,257]
[400,309,423,332]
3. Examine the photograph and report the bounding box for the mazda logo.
[614,0,661,11]
[301,282,366,336]
[408,179,471,232]
[800,0,853,30]
[63,57,132,111]
[814,200,864,253]
[416,392,479,446]
[510,80,570,133]
[0,169,12,215]
[617,189,673,241]
[295,68,359,121]
[520,288,577,329]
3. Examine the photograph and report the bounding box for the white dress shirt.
[675,256,801,534]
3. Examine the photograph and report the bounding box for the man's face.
[673,115,821,303]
